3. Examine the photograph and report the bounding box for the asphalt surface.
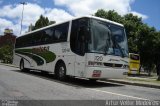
[0,64,160,101]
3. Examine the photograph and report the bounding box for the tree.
[95,9,123,23]
[0,44,13,63]
[123,13,143,53]
[32,15,56,30]
[33,15,49,30]
[0,48,4,61]
[49,21,56,25]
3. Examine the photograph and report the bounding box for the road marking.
[87,88,149,100]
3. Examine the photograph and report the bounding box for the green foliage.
[0,48,4,59]
[123,14,143,52]
[94,9,160,72]
[32,15,56,30]
[95,9,123,23]
[33,15,49,30]
[0,44,13,63]
[49,21,56,25]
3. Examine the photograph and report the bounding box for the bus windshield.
[88,19,128,57]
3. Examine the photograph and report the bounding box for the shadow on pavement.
[12,69,124,88]
[128,73,156,78]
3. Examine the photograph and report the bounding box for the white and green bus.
[13,16,129,81]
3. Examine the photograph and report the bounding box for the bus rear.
[128,53,140,75]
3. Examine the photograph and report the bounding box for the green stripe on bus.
[15,49,56,64]
[15,51,44,65]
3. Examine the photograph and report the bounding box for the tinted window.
[15,22,69,48]
[70,19,79,53]
[130,54,139,60]
[42,22,69,43]
[70,18,90,56]
[32,31,43,46]
[15,34,33,48]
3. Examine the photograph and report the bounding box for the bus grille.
[103,63,123,68]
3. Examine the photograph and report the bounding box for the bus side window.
[54,22,69,42]
[32,32,43,46]
[43,28,53,43]
[55,29,62,40]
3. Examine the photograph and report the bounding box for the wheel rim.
[59,66,65,78]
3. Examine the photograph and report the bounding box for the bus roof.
[18,15,124,38]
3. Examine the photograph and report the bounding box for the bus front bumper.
[85,67,127,79]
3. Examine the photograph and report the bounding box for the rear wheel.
[20,59,25,71]
[55,63,66,80]
[20,59,29,72]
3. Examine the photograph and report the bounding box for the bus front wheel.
[89,79,97,82]
[55,62,66,80]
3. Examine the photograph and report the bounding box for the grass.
[125,77,160,84]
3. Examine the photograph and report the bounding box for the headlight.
[123,65,129,69]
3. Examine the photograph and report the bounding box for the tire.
[41,71,49,75]
[20,59,25,71]
[89,79,97,82]
[56,62,66,80]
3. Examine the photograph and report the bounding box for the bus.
[128,53,140,75]
[13,16,129,81]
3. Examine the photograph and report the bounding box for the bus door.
[74,26,87,77]
[70,18,89,77]
[75,54,86,77]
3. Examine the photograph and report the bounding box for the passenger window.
[15,22,69,48]
[55,30,62,40]
[54,22,69,42]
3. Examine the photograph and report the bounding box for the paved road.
[0,64,160,101]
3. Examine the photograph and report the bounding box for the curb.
[105,79,160,89]
[0,63,19,68]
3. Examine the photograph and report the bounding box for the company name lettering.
[32,46,49,53]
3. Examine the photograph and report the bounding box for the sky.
[0,0,159,36]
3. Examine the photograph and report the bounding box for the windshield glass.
[88,19,128,57]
